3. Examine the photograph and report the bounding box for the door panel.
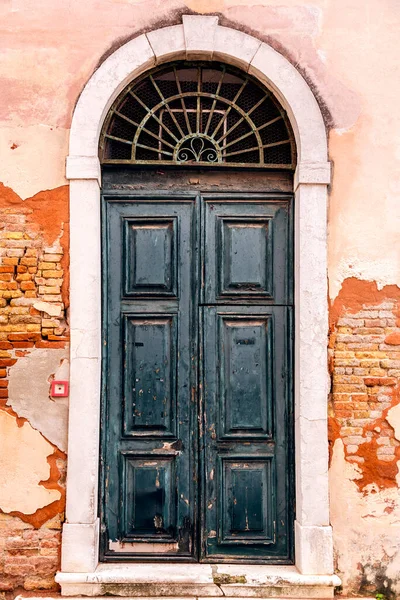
[202,196,292,304]
[123,315,177,437]
[102,197,198,560]
[221,457,275,543]
[220,316,273,438]
[124,218,178,297]
[220,219,272,297]
[201,306,293,561]
[122,454,176,539]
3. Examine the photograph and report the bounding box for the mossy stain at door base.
[213,573,247,584]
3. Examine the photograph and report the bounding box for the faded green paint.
[101,191,294,563]
[101,194,198,561]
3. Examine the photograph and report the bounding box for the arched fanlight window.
[99,62,296,169]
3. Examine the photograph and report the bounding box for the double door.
[101,192,293,562]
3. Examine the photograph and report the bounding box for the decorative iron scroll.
[99,62,296,169]
[176,135,219,163]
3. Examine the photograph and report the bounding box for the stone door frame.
[60,14,334,584]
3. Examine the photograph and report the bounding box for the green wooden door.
[200,196,293,561]
[102,195,198,560]
[101,192,293,563]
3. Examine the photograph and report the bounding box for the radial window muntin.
[99,62,296,169]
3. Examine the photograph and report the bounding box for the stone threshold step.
[57,589,335,599]
[15,597,373,600]
[54,565,341,599]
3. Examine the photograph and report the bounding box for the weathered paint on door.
[101,192,293,562]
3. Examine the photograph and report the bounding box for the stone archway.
[58,14,337,596]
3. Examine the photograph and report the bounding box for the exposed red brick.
[364,377,397,387]
[385,332,400,345]
[0,578,15,591]
[0,342,13,349]
[329,280,400,492]
[35,341,67,349]
[11,341,34,348]
[330,278,400,325]
[0,359,17,367]
[0,516,62,591]
[7,334,41,342]
[20,281,36,291]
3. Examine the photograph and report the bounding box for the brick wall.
[329,298,400,490]
[0,185,69,594]
[0,509,64,593]
[0,213,68,346]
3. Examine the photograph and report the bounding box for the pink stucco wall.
[1,1,399,596]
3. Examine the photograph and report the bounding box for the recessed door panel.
[123,315,177,437]
[203,197,292,304]
[221,317,273,438]
[221,457,275,544]
[122,455,176,540]
[220,219,273,297]
[124,218,177,297]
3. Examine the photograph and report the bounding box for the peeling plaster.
[329,256,400,300]
[0,410,61,515]
[7,347,69,451]
[330,439,400,596]
[329,278,400,328]
[0,125,68,199]
[329,279,400,595]
[0,182,70,308]
[33,301,62,317]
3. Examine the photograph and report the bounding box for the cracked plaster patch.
[330,439,400,594]
[0,410,61,514]
[0,125,68,199]
[7,347,69,451]
[329,256,400,301]
[33,301,62,317]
